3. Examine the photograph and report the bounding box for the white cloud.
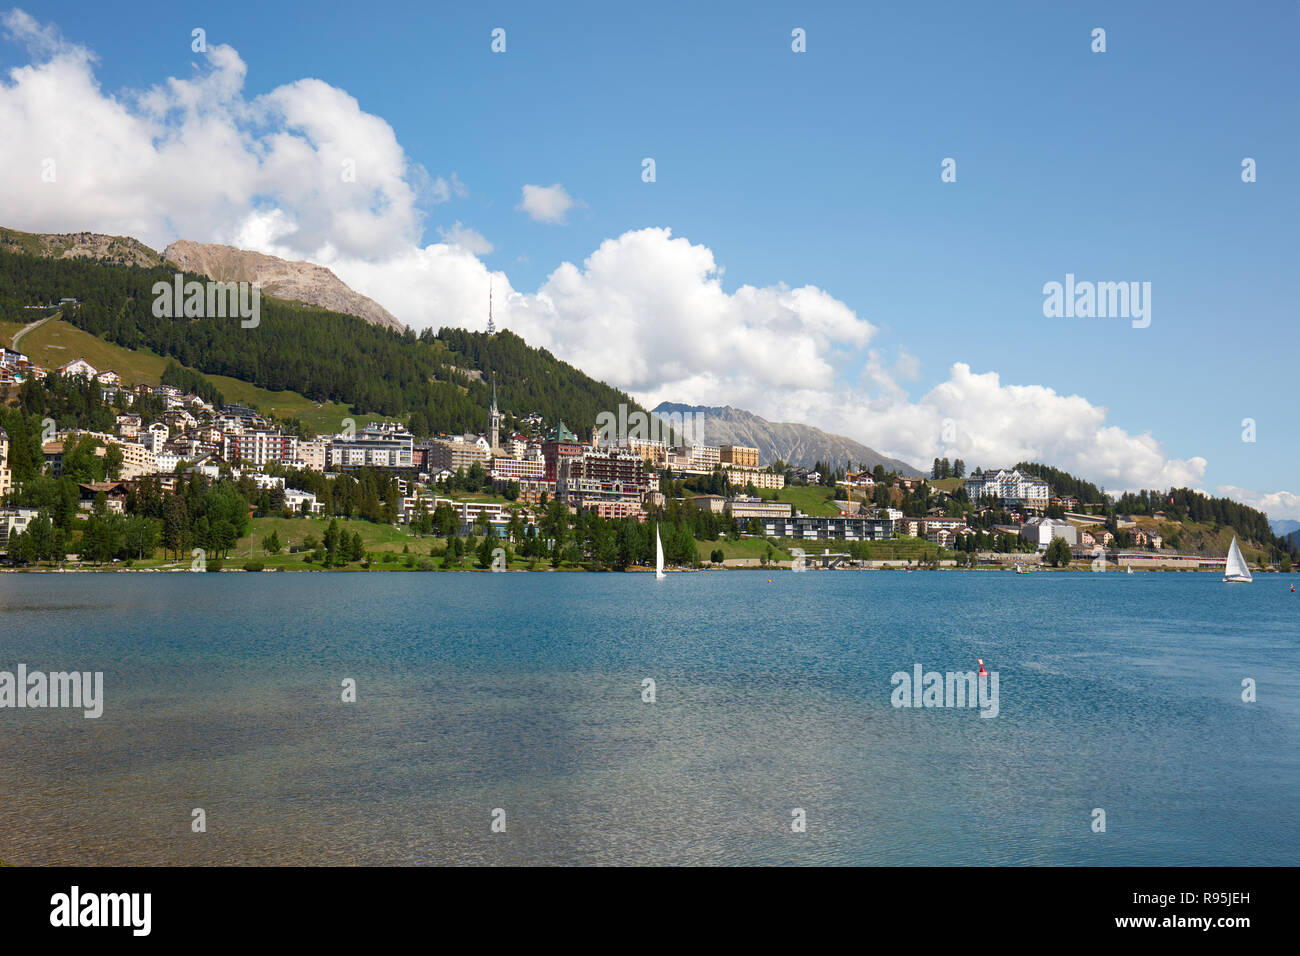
[516,183,579,224]
[1215,487,1300,522]
[0,11,1224,499]
[0,11,434,261]
[2,8,67,58]
[437,221,494,255]
[813,363,1208,491]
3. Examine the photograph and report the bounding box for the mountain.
[0,226,162,268]
[162,240,403,332]
[652,402,923,475]
[1270,519,1300,537]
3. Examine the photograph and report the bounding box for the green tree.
[433,502,459,537]
[103,444,124,481]
[324,518,341,562]
[24,511,54,562]
[1045,537,1072,568]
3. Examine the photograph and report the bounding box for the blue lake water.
[0,570,1296,865]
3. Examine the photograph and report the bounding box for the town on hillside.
[0,351,1293,572]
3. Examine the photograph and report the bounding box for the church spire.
[489,371,501,456]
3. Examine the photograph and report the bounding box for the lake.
[1,570,1296,865]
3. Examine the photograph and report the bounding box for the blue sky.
[2,1,1297,514]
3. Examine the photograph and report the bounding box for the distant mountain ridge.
[163,240,403,332]
[0,226,163,268]
[1,226,405,332]
[653,402,922,475]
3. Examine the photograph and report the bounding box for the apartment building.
[289,439,327,472]
[727,495,793,521]
[720,444,760,468]
[113,440,158,480]
[725,466,785,490]
[490,456,545,481]
[329,424,414,470]
[686,444,720,469]
[423,434,489,473]
[0,427,10,499]
[758,513,895,541]
[224,431,299,468]
[622,437,670,465]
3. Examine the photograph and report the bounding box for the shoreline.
[0,564,1276,574]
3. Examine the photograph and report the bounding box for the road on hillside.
[9,311,58,351]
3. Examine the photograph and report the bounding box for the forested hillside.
[1017,462,1292,557]
[0,249,641,437]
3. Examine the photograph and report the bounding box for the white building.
[0,507,40,551]
[329,424,414,469]
[57,358,97,379]
[686,444,720,470]
[965,469,1050,511]
[1020,517,1078,550]
[154,453,184,474]
[139,423,169,454]
[284,488,323,515]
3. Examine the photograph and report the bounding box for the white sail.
[1224,536,1252,583]
[655,525,666,580]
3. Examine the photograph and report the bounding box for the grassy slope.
[20,318,170,383]
[204,374,381,433]
[15,318,371,432]
[706,538,794,561]
[1,319,28,345]
[775,484,848,516]
[1133,517,1273,565]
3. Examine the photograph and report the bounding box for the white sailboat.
[1224,536,1252,583]
[655,524,666,580]
[1127,565,1134,575]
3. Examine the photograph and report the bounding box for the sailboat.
[1126,565,1134,575]
[1223,536,1252,583]
[655,524,666,580]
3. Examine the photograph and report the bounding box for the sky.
[1,1,1297,517]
